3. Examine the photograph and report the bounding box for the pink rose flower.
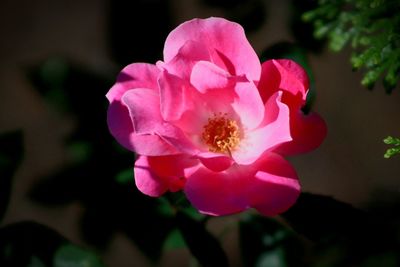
[107,17,326,216]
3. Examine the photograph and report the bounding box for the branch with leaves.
[303,0,400,92]
[383,136,400,158]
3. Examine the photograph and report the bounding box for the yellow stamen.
[202,114,240,153]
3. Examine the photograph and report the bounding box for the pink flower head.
[107,17,326,216]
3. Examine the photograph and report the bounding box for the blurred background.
[1,0,399,266]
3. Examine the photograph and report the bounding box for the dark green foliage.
[54,244,106,267]
[304,0,400,92]
[0,130,23,222]
[383,136,400,158]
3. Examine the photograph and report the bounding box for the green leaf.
[0,130,23,222]
[383,136,400,145]
[115,168,132,184]
[54,244,106,267]
[163,229,186,250]
[176,211,228,267]
[383,136,400,158]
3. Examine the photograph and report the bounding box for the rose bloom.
[107,17,326,216]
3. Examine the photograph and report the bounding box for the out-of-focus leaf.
[260,42,316,114]
[0,130,23,221]
[240,214,305,267]
[67,141,93,163]
[255,247,287,267]
[176,211,228,267]
[27,58,113,140]
[27,58,70,112]
[156,197,175,218]
[163,192,206,221]
[163,229,186,250]
[54,244,106,267]
[181,205,206,222]
[27,256,46,267]
[361,251,398,267]
[115,168,132,184]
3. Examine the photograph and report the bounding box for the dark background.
[1,0,400,266]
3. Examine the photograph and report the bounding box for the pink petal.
[106,63,160,102]
[197,152,233,172]
[106,63,160,151]
[258,59,309,107]
[158,71,189,122]
[122,88,199,155]
[184,153,300,216]
[273,59,309,101]
[108,98,180,156]
[258,59,327,155]
[155,123,200,155]
[232,80,265,130]
[249,153,301,216]
[160,40,211,80]
[163,17,261,81]
[232,91,292,165]
[134,155,199,197]
[257,60,281,103]
[134,156,169,197]
[274,110,327,156]
[127,134,179,156]
[121,89,163,134]
[190,61,235,93]
[184,164,250,216]
[107,100,136,150]
[172,108,210,136]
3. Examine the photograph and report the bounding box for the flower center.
[202,114,240,153]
